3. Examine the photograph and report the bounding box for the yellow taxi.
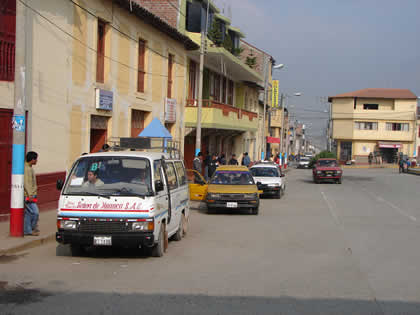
[205,165,260,215]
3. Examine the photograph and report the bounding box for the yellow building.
[0,0,197,216]
[328,88,418,164]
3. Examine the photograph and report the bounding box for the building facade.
[0,0,197,219]
[328,88,418,164]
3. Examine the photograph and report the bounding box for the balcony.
[185,99,258,132]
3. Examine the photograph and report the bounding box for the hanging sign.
[272,80,279,107]
[12,115,25,132]
[165,98,176,122]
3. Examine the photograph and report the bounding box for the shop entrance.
[90,115,109,153]
[380,148,398,163]
[339,141,352,162]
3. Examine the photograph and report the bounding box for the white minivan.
[56,150,189,257]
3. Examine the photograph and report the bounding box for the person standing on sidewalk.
[24,151,40,236]
[193,152,203,174]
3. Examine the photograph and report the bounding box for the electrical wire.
[19,0,187,79]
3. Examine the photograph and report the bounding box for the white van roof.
[78,151,171,160]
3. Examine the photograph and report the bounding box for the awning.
[267,136,280,144]
[138,118,172,139]
[378,141,401,149]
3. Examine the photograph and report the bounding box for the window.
[354,122,378,130]
[167,54,174,98]
[137,39,146,92]
[164,162,178,190]
[214,73,220,102]
[386,123,409,131]
[222,77,227,103]
[96,20,106,83]
[174,161,187,186]
[363,104,378,110]
[188,60,196,100]
[153,160,162,182]
[0,0,16,81]
[227,80,234,105]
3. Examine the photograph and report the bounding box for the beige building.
[0,0,197,217]
[328,88,418,164]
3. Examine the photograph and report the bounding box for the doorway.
[339,141,352,162]
[0,109,13,218]
[380,148,398,163]
[90,115,109,152]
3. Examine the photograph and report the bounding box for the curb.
[0,233,55,256]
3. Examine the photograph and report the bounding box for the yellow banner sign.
[272,80,279,107]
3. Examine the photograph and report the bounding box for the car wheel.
[337,178,342,184]
[251,207,259,215]
[173,214,184,241]
[276,189,282,199]
[150,223,166,257]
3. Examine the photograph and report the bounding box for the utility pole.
[10,1,26,237]
[279,93,285,165]
[195,1,209,156]
[261,56,269,160]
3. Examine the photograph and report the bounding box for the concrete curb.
[0,233,55,256]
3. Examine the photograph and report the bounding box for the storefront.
[378,141,401,163]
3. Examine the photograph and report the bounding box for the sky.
[214,0,420,149]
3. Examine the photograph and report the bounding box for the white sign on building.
[165,98,177,122]
[95,88,113,111]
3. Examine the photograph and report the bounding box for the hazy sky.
[215,0,420,148]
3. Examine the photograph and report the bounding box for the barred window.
[386,123,409,131]
[355,122,377,130]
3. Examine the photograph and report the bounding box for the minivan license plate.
[226,202,238,208]
[93,236,112,246]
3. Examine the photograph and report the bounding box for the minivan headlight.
[60,220,77,230]
[132,221,154,231]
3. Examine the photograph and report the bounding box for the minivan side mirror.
[155,180,164,192]
[56,179,64,190]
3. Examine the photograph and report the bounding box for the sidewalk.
[342,164,399,169]
[0,209,57,255]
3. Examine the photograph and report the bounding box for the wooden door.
[0,109,13,217]
[90,129,107,153]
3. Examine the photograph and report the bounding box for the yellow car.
[187,169,208,201]
[205,165,260,215]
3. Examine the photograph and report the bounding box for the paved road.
[1,168,420,314]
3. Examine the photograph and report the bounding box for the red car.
[313,158,343,184]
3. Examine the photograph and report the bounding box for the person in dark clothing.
[208,154,219,178]
[218,153,226,165]
[203,151,211,180]
[193,152,203,174]
[228,154,239,165]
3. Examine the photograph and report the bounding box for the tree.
[223,35,233,53]
[208,19,223,47]
[245,49,257,69]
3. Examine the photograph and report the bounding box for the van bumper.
[56,231,155,248]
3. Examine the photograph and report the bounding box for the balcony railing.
[186,99,258,121]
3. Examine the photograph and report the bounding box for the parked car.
[250,162,285,199]
[297,156,311,169]
[205,165,260,215]
[56,151,189,257]
[312,158,343,184]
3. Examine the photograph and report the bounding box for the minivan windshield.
[210,170,255,185]
[63,156,152,197]
[250,167,280,177]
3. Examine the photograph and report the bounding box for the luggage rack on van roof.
[107,137,182,159]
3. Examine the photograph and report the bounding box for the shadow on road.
[1,290,419,315]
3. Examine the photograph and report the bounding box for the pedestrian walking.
[368,152,373,165]
[242,152,251,167]
[24,151,40,236]
[193,152,203,174]
[208,154,219,178]
[228,154,239,165]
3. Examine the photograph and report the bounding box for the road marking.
[370,193,417,222]
[321,191,341,226]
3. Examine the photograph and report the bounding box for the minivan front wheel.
[150,223,166,257]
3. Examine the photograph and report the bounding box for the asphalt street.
[1,168,420,315]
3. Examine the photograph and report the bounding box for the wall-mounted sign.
[95,88,113,111]
[12,115,25,132]
[271,80,279,107]
[165,98,176,122]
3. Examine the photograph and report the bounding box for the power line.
[19,0,186,79]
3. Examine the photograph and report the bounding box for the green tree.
[245,50,257,69]
[208,20,223,46]
[308,151,337,168]
[223,35,233,52]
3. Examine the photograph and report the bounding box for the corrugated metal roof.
[328,88,417,102]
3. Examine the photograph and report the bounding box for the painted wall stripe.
[11,144,25,175]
